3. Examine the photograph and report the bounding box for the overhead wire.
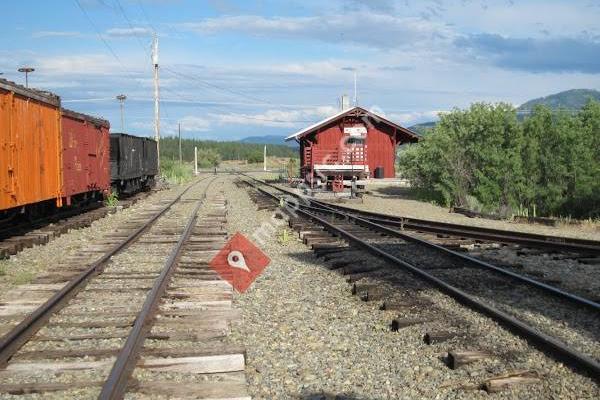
[74,0,326,132]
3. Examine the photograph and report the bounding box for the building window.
[347,137,364,145]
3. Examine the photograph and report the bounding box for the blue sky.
[1,0,599,140]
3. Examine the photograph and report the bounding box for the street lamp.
[18,67,35,88]
[116,94,127,132]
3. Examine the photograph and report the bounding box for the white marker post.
[263,145,267,172]
[194,146,198,176]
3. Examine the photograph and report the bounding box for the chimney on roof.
[341,94,351,111]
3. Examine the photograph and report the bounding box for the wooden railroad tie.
[446,350,490,369]
[483,370,541,393]
[423,331,457,345]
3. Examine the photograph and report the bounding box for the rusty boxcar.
[61,109,111,206]
[0,79,63,217]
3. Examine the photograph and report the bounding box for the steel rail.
[99,177,216,399]
[240,175,600,376]
[298,203,600,311]
[241,177,600,311]
[297,207,600,378]
[312,204,600,254]
[0,177,208,368]
[240,174,600,254]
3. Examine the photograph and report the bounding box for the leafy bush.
[246,151,263,164]
[398,100,600,218]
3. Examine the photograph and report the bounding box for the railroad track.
[0,176,248,399]
[0,191,154,260]
[242,175,600,256]
[240,176,600,301]
[240,176,599,385]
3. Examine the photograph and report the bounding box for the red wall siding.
[366,127,395,178]
[61,114,110,202]
[305,124,396,178]
[314,124,344,149]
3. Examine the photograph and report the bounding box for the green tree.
[388,100,600,218]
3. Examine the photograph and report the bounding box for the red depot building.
[285,106,419,192]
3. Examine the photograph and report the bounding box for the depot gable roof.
[285,106,420,142]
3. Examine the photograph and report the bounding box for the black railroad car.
[142,137,159,177]
[110,133,158,195]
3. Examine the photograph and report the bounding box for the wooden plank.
[423,331,457,345]
[139,354,245,374]
[483,370,541,393]
[130,381,251,400]
[159,308,240,320]
[35,332,129,341]
[0,381,101,394]
[142,345,246,360]
[3,359,111,373]
[447,350,490,369]
[153,317,229,330]
[48,320,133,328]
[0,304,39,316]
[147,330,228,341]
[16,344,245,361]
[162,300,231,309]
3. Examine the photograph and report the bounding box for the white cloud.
[132,115,211,135]
[32,31,81,38]
[388,110,444,126]
[211,106,338,128]
[178,115,211,132]
[181,13,453,50]
[106,27,153,38]
[35,54,121,75]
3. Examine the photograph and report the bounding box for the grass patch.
[104,190,119,207]
[161,159,194,184]
[12,270,34,285]
[0,263,34,285]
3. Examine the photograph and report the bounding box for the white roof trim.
[285,107,360,141]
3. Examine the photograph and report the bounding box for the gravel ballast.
[225,175,598,399]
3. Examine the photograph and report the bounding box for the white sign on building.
[344,126,367,137]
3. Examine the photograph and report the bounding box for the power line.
[162,66,276,107]
[114,0,151,55]
[135,0,158,34]
[74,0,125,67]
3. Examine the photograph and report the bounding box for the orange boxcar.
[61,109,110,205]
[0,79,63,214]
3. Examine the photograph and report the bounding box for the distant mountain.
[408,121,437,135]
[240,135,297,147]
[518,89,600,112]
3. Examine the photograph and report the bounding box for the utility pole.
[263,145,267,172]
[18,67,35,88]
[178,122,182,166]
[152,34,161,172]
[116,94,127,132]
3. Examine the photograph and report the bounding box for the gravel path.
[336,190,600,241]
[225,175,599,400]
